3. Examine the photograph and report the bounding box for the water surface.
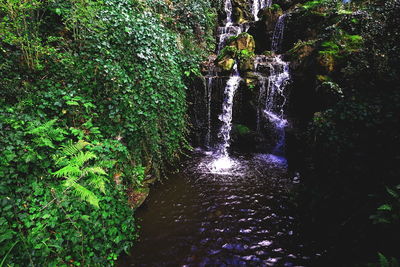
[119,151,313,266]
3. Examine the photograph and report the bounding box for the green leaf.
[66,101,79,106]
[379,253,389,267]
[377,204,392,211]
[386,187,399,198]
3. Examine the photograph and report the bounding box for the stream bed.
[119,150,315,266]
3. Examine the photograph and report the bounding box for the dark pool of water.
[118,151,314,266]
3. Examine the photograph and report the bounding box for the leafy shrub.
[0,0,218,265]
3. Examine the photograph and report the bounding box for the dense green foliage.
[0,0,217,265]
[284,0,400,264]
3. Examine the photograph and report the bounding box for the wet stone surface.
[119,151,313,266]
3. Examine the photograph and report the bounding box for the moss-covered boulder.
[234,7,247,24]
[232,33,256,52]
[219,58,236,71]
[216,46,237,71]
[216,33,256,72]
[232,0,252,23]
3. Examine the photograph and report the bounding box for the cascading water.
[262,14,290,155]
[209,64,241,173]
[217,0,250,52]
[205,67,216,147]
[252,0,272,21]
[271,14,287,53]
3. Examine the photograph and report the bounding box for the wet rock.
[232,0,252,23]
[219,58,236,71]
[239,57,255,72]
[128,187,150,209]
[233,33,256,52]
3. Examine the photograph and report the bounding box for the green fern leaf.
[53,165,81,178]
[71,151,97,167]
[73,183,99,208]
[28,119,57,135]
[83,166,107,175]
[61,140,90,156]
[89,175,107,193]
[379,253,390,267]
[63,175,80,188]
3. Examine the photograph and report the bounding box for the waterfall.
[217,64,241,158]
[217,0,251,52]
[257,77,268,132]
[205,75,213,147]
[201,0,290,172]
[252,0,272,21]
[271,14,287,52]
[262,13,290,155]
[264,56,289,154]
[209,64,241,172]
[209,64,242,173]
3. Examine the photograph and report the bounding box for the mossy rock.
[287,39,316,62]
[234,7,247,24]
[128,187,150,209]
[229,33,256,52]
[260,4,283,30]
[232,0,252,23]
[216,33,256,71]
[217,46,238,62]
[243,71,259,79]
[218,57,236,71]
[317,53,335,72]
[216,46,237,71]
[245,77,258,87]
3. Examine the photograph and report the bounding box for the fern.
[73,183,100,208]
[376,253,399,267]
[27,119,67,148]
[88,174,107,193]
[53,140,109,208]
[83,166,107,176]
[61,140,90,156]
[71,151,97,167]
[53,165,81,178]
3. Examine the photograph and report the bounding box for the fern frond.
[71,151,97,167]
[61,140,90,156]
[53,155,68,167]
[82,166,107,176]
[28,119,57,135]
[53,165,81,178]
[88,175,107,193]
[63,175,80,188]
[72,183,100,208]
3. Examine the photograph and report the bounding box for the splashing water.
[208,64,241,173]
[263,56,290,154]
[265,56,289,118]
[217,64,240,157]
